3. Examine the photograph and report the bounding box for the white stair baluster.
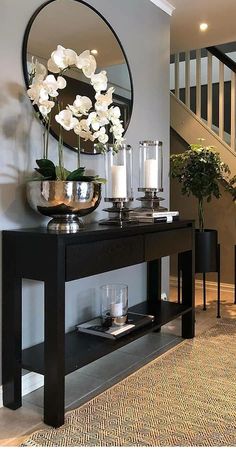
[196,49,201,118]
[219,61,224,140]
[185,51,190,108]
[207,52,212,129]
[175,53,179,99]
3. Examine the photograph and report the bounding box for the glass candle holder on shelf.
[139,140,163,192]
[100,145,136,225]
[104,145,133,201]
[100,283,128,326]
[136,140,167,212]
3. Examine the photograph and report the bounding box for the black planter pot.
[195,229,218,273]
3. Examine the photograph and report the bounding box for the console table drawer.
[66,235,144,280]
[145,228,192,261]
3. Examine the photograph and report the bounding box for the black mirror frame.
[22,0,134,155]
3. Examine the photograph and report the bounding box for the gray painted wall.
[0,0,170,382]
[170,129,236,284]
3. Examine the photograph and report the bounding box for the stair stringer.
[170,92,236,172]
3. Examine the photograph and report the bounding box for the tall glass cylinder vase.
[139,140,163,192]
[100,145,136,225]
[136,140,167,212]
[104,145,133,201]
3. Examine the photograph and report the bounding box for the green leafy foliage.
[33,160,105,183]
[66,167,85,181]
[35,159,56,180]
[170,141,230,230]
[226,175,236,201]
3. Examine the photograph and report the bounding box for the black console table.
[2,220,195,427]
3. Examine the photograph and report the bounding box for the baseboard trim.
[170,276,234,294]
[0,372,44,408]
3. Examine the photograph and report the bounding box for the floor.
[1,285,236,447]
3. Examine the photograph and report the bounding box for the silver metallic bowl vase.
[27,180,102,232]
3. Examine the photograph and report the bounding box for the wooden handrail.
[206,46,236,74]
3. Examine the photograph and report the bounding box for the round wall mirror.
[22,0,133,154]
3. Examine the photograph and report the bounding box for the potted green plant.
[170,140,230,272]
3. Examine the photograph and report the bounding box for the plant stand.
[234,245,236,304]
[178,244,221,318]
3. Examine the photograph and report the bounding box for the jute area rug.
[21,320,236,447]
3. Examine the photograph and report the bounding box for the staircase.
[170,46,236,171]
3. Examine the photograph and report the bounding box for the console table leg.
[217,245,221,319]
[181,250,195,339]
[147,259,161,314]
[203,273,207,311]
[2,274,22,409]
[234,245,236,304]
[44,275,65,427]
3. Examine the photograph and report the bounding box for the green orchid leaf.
[35,167,56,179]
[66,168,86,181]
[36,159,55,170]
[93,177,107,184]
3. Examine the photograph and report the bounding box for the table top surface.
[3,219,194,237]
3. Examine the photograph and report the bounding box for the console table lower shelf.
[22,301,192,375]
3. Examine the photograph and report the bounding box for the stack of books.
[128,209,179,223]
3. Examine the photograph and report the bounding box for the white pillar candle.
[144,159,158,188]
[110,302,123,317]
[111,165,127,198]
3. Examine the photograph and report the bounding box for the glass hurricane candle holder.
[100,144,137,225]
[136,140,167,212]
[100,283,128,326]
[139,140,163,192]
[104,145,133,201]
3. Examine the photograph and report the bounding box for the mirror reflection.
[23,0,133,154]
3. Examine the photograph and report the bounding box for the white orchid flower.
[38,100,55,116]
[73,119,89,135]
[76,50,96,78]
[27,82,49,104]
[33,61,47,82]
[93,127,109,144]
[51,45,77,70]
[43,74,67,98]
[87,111,101,131]
[57,76,67,89]
[95,87,114,112]
[80,130,95,141]
[47,58,60,74]
[108,106,121,124]
[97,111,110,127]
[27,83,43,103]
[55,109,79,131]
[68,95,92,117]
[90,71,108,92]
[110,122,124,140]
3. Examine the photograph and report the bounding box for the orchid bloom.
[90,71,108,92]
[55,109,79,131]
[49,45,77,71]
[108,106,121,124]
[38,100,55,116]
[93,127,109,144]
[95,87,114,112]
[43,74,67,98]
[110,122,124,140]
[76,50,96,78]
[68,95,92,117]
[32,61,47,82]
[87,111,102,131]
